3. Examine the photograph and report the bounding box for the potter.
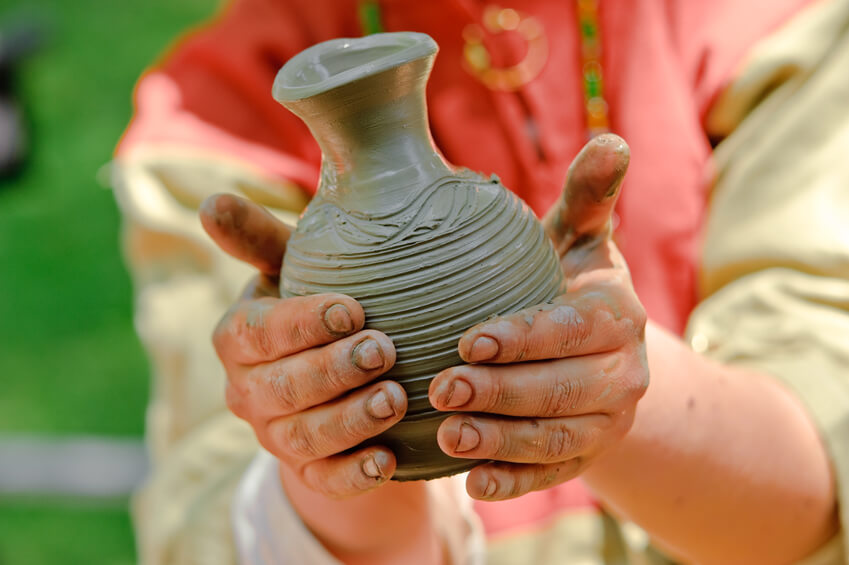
[124,1,846,560]
[273,32,564,479]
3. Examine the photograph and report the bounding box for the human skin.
[203,135,837,564]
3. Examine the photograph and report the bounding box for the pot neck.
[275,35,452,210]
[310,65,452,207]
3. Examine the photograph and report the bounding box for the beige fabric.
[485,511,635,565]
[113,0,849,560]
[113,147,305,565]
[233,452,488,565]
[688,0,849,561]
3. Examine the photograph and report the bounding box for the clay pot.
[273,32,564,480]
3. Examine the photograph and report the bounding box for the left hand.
[429,134,649,500]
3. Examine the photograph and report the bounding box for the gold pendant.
[462,5,548,91]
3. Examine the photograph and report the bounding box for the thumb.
[200,193,291,278]
[543,134,629,255]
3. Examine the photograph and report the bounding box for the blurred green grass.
[0,0,218,562]
[0,499,136,565]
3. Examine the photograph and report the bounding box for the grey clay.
[274,32,565,480]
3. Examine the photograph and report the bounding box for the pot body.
[275,32,564,480]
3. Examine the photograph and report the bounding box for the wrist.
[279,462,443,564]
[581,321,837,564]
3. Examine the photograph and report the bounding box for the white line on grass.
[0,435,147,497]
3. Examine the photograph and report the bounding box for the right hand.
[201,193,407,498]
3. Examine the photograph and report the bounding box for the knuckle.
[505,477,524,499]
[221,299,286,361]
[639,367,650,395]
[250,322,282,359]
[488,423,510,459]
[612,409,636,437]
[299,463,337,497]
[620,351,650,402]
[534,459,582,491]
[302,459,377,499]
[279,419,319,461]
[324,367,360,399]
[224,381,248,419]
[507,469,533,498]
[315,363,346,397]
[228,318,270,360]
[598,350,643,410]
[266,371,300,414]
[535,465,561,490]
[634,306,648,332]
[302,343,353,398]
[308,479,336,498]
[632,367,650,399]
[339,404,381,441]
[483,369,526,413]
[212,306,238,355]
[544,379,581,415]
[542,424,576,461]
[486,463,524,499]
[486,318,528,362]
[482,372,506,411]
[286,315,311,349]
[551,307,591,355]
[618,293,647,339]
[517,324,533,362]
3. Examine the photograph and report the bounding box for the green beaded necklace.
[358,1,384,35]
[576,0,609,137]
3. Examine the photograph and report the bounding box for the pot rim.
[272,32,437,102]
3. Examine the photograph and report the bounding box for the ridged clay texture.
[274,32,565,480]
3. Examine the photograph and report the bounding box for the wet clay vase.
[273,32,565,480]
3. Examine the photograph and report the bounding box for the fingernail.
[605,175,624,198]
[483,478,498,498]
[455,422,481,453]
[443,379,473,409]
[324,304,354,334]
[367,389,395,419]
[468,336,498,362]
[199,195,217,218]
[353,338,384,370]
[362,455,384,479]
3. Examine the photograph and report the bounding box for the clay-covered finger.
[464,459,588,501]
[200,193,291,277]
[457,283,646,364]
[213,294,365,366]
[236,330,396,420]
[436,413,612,464]
[542,134,629,254]
[430,351,646,417]
[265,381,407,463]
[299,447,396,498]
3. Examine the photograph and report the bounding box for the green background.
[0,0,218,562]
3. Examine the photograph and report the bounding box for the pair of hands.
[203,134,648,501]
